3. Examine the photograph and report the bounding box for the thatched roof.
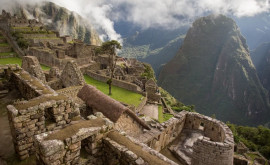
[77,84,128,122]
[78,85,150,130]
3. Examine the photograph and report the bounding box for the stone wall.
[184,113,227,142]
[136,96,147,113]
[34,116,113,165]
[184,113,234,165]
[0,64,21,79]
[22,33,57,39]
[28,47,67,69]
[7,95,80,160]
[21,56,46,83]
[86,70,142,93]
[66,43,95,59]
[75,57,93,66]
[146,112,187,151]
[114,111,144,137]
[103,132,178,165]
[11,70,55,100]
[60,61,85,88]
[79,62,100,74]
[0,45,12,53]
[0,28,25,57]
[47,79,62,90]
[28,38,63,45]
[191,137,234,165]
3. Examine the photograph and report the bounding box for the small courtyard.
[84,75,143,107]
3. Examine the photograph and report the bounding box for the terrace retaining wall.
[86,70,142,93]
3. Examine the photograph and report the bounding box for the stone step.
[0,38,6,43]
[0,52,16,58]
[0,93,7,99]
[0,90,8,94]
[0,46,12,53]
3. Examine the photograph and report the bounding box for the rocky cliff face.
[251,43,270,95]
[20,2,101,45]
[159,15,270,125]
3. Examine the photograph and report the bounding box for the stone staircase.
[0,33,16,58]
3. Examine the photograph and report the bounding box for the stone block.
[40,140,64,157]
[135,157,145,165]
[69,142,81,150]
[19,153,29,160]
[124,150,138,161]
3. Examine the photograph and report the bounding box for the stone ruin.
[78,85,150,137]
[145,79,161,102]
[0,63,235,165]
[60,61,85,88]
[22,56,46,83]
[0,11,161,104]
[0,10,237,165]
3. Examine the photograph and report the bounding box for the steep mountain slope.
[118,27,188,76]
[159,15,270,126]
[235,12,270,50]
[19,2,101,45]
[251,42,270,95]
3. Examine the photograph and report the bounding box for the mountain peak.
[159,14,270,126]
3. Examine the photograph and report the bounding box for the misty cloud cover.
[1,0,269,41]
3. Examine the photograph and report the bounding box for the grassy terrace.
[84,75,143,107]
[0,43,9,47]
[0,57,50,71]
[12,27,41,30]
[158,105,173,123]
[0,52,16,56]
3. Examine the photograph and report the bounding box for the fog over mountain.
[0,0,269,42]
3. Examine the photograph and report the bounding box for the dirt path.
[0,115,14,159]
[0,90,21,159]
[141,104,158,120]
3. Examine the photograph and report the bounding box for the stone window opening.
[199,122,204,131]
[80,138,91,160]
[212,127,215,131]
[44,107,56,126]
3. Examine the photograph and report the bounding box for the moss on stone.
[14,95,67,110]
[19,71,53,95]
[45,119,105,141]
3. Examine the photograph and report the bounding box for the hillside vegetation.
[119,28,187,76]
[228,123,270,159]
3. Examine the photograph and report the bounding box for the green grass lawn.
[158,105,173,123]
[84,75,143,107]
[0,52,16,56]
[0,57,50,71]
[40,64,50,71]
[0,57,22,65]
[0,43,9,47]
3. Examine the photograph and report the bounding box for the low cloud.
[0,0,269,42]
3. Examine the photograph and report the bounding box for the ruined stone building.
[0,10,236,165]
[0,60,234,165]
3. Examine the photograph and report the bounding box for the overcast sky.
[1,0,269,41]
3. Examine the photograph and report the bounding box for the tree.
[96,40,122,95]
